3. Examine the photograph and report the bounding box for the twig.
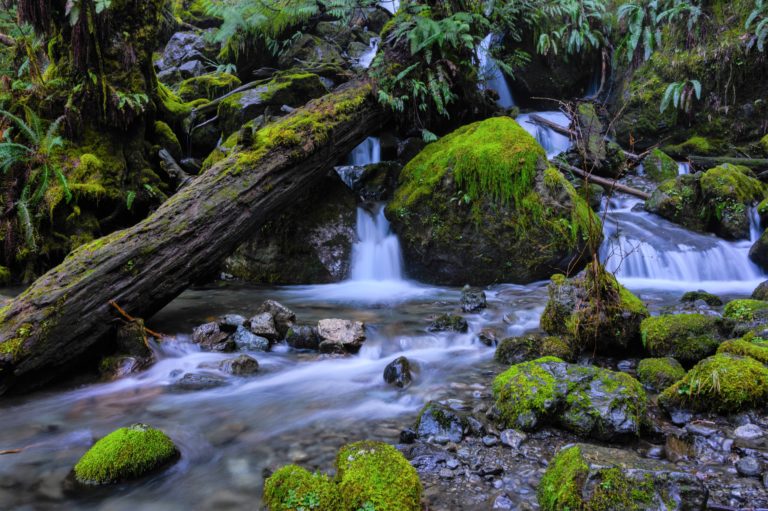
[0,448,23,455]
[109,300,166,340]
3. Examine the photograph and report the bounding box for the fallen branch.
[552,160,650,200]
[0,448,23,455]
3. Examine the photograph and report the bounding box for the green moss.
[335,440,422,511]
[723,299,768,321]
[640,314,725,365]
[717,338,768,365]
[760,134,768,154]
[495,335,574,364]
[492,357,562,429]
[701,164,766,204]
[153,121,182,159]
[178,73,241,101]
[537,445,589,511]
[263,465,342,511]
[637,357,686,391]
[73,424,179,485]
[681,290,723,306]
[669,136,716,155]
[644,149,679,182]
[659,354,768,414]
[0,265,10,284]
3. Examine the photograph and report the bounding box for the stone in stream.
[218,355,259,376]
[680,290,723,306]
[640,314,732,366]
[752,280,768,301]
[247,312,279,341]
[232,326,270,352]
[460,286,487,313]
[191,322,236,352]
[256,300,296,338]
[72,424,179,486]
[219,314,246,330]
[734,424,764,441]
[383,356,412,388]
[173,373,228,391]
[537,444,708,511]
[285,325,320,350]
[416,402,469,443]
[427,313,468,333]
[494,335,574,365]
[317,319,366,354]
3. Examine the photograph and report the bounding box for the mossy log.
[0,81,386,395]
[687,155,768,172]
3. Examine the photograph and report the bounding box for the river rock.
[115,321,152,358]
[681,290,723,306]
[191,322,236,352]
[417,402,468,443]
[737,456,763,477]
[537,444,708,511]
[173,373,228,391]
[219,355,259,376]
[428,314,468,333]
[460,286,487,312]
[99,356,147,380]
[734,424,764,441]
[641,314,733,366]
[494,335,574,365]
[220,314,246,329]
[386,117,599,285]
[752,280,768,301]
[232,326,269,352]
[256,300,296,337]
[383,356,412,388]
[493,357,647,442]
[499,429,527,449]
[285,325,320,350]
[636,357,686,392]
[247,312,279,341]
[317,319,366,353]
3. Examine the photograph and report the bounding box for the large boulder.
[155,32,216,85]
[492,357,647,442]
[540,270,649,355]
[386,117,600,285]
[636,357,686,392]
[223,173,357,284]
[537,444,708,511]
[640,314,732,366]
[643,148,679,182]
[659,354,768,415]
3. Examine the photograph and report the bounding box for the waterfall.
[350,204,404,281]
[348,137,381,166]
[516,111,572,158]
[358,37,379,69]
[678,162,691,175]
[584,67,601,99]
[380,0,399,14]
[750,206,763,242]
[601,196,766,293]
[477,34,515,109]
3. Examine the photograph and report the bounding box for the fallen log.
[687,155,768,171]
[0,81,387,395]
[528,113,642,162]
[552,160,650,200]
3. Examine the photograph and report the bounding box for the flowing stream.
[0,115,765,510]
[477,35,516,109]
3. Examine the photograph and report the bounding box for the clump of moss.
[492,357,562,430]
[263,465,341,511]
[659,354,768,414]
[153,120,182,160]
[640,314,728,366]
[643,148,679,182]
[761,134,768,155]
[537,445,589,511]
[723,299,768,321]
[495,335,574,365]
[637,357,686,392]
[681,290,723,306]
[335,440,423,511]
[73,424,179,485]
[0,266,10,285]
[669,136,716,155]
[717,338,768,365]
[178,73,241,102]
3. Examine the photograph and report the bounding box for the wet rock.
[491,494,514,509]
[640,314,732,366]
[428,314,468,333]
[191,322,236,352]
[752,280,768,301]
[99,356,147,380]
[734,424,764,441]
[256,300,296,338]
[232,326,269,352]
[220,314,246,330]
[317,319,366,353]
[461,286,487,313]
[383,356,412,388]
[400,428,418,444]
[637,357,686,392]
[478,329,499,346]
[482,435,498,447]
[681,290,723,306]
[155,32,214,84]
[493,357,647,442]
[494,335,574,365]
[737,456,763,477]
[219,355,259,376]
[723,298,768,336]
[247,312,279,341]
[417,402,468,443]
[173,373,228,391]
[285,325,320,350]
[499,429,527,450]
[115,321,152,358]
[537,444,708,511]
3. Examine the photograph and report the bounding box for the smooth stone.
[317,319,366,353]
[499,429,527,449]
[383,356,413,388]
[736,456,763,477]
[482,435,498,447]
[218,355,259,376]
[686,420,718,437]
[734,424,764,440]
[233,326,269,352]
[173,373,228,391]
[247,312,279,341]
[220,314,246,329]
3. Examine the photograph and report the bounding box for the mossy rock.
[540,270,649,355]
[645,174,709,233]
[750,228,768,271]
[178,72,242,102]
[636,357,686,392]
[717,337,768,365]
[681,290,723,306]
[643,148,679,182]
[667,136,719,156]
[73,424,179,485]
[761,134,768,155]
[640,314,731,366]
[700,164,766,240]
[174,0,222,28]
[335,440,423,511]
[537,444,707,511]
[752,280,768,301]
[723,298,768,336]
[263,465,342,511]
[387,117,601,285]
[492,357,647,441]
[494,335,575,365]
[659,354,768,414]
[153,120,182,161]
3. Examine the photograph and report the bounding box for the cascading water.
[357,37,380,69]
[516,111,572,158]
[348,136,381,166]
[380,0,399,14]
[601,195,766,293]
[477,34,516,109]
[678,162,691,175]
[349,204,404,281]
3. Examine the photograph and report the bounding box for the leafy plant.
[746,0,768,52]
[660,79,701,113]
[535,0,610,57]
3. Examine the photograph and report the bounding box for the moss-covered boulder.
[263,465,342,511]
[643,148,679,182]
[723,298,768,336]
[152,121,183,161]
[636,357,686,392]
[223,174,357,284]
[540,270,649,355]
[174,0,222,28]
[73,424,179,485]
[537,444,708,511]
[178,72,242,102]
[752,280,768,301]
[386,117,600,285]
[750,229,768,271]
[492,357,647,441]
[680,290,723,306]
[640,314,731,366]
[645,173,708,233]
[494,335,574,365]
[659,354,768,414]
[717,337,768,365]
[335,440,423,511]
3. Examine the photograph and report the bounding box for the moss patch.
[263,465,341,511]
[73,424,178,485]
[640,314,728,366]
[717,338,768,365]
[637,357,686,392]
[178,73,241,102]
[681,290,723,306]
[723,299,768,322]
[644,148,679,182]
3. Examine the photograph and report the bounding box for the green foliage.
[660,79,701,113]
[637,357,686,391]
[535,0,610,57]
[263,465,341,511]
[746,0,768,51]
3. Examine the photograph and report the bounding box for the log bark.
[553,160,650,200]
[0,81,386,395]
[687,155,768,171]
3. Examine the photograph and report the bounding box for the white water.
[348,136,381,166]
[380,0,399,14]
[517,111,572,158]
[358,37,379,69]
[350,204,404,281]
[678,162,691,175]
[477,34,515,109]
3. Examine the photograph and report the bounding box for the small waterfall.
[516,111,572,158]
[380,0,399,14]
[348,137,381,166]
[750,206,763,242]
[584,67,601,99]
[678,162,691,175]
[358,37,379,69]
[601,196,766,293]
[477,34,515,109]
[350,204,404,281]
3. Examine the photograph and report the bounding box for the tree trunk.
[0,81,386,395]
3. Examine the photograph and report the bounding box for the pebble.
[439,468,454,479]
[686,421,718,437]
[446,458,460,469]
[492,494,514,509]
[482,435,499,447]
[500,429,527,449]
[736,456,763,477]
[734,424,764,441]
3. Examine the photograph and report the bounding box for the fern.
[660,79,702,113]
[746,0,768,52]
